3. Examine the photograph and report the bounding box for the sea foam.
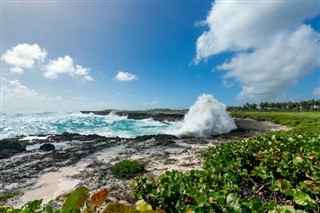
[0,112,173,139]
[177,94,237,137]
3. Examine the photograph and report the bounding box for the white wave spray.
[177,94,237,137]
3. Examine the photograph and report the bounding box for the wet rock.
[0,138,26,159]
[40,143,55,152]
[128,134,179,150]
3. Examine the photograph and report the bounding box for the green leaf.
[44,205,54,213]
[23,199,42,211]
[135,200,152,211]
[266,200,276,210]
[293,190,316,206]
[61,186,89,213]
[279,205,295,213]
[226,193,238,207]
[292,156,303,165]
[251,198,263,211]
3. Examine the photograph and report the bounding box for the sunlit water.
[0,112,181,139]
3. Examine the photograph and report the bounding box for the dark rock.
[39,143,55,151]
[0,138,26,159]
[81,110,185,122]
[0,134,119,196]
[133,134,178,142]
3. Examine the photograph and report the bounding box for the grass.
[230,111,320,132]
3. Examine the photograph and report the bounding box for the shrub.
[133,131,320,212]
[112,160,144,179]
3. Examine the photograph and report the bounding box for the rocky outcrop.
[40,143,55,151]
[0,138,26,159]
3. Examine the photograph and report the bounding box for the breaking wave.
[0,112,179,139]
[177,94,237,137]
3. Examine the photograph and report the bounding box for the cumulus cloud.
[43,55,93,81]
[196,1,320,102]
[2,43,93,81]
[114,71,137,81]
[313,87,320,97]
[2,43,47,73]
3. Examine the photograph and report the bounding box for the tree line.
[227,99,320,112]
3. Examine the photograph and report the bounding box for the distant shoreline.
[80,109,187,122]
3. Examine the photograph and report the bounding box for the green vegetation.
[133,131,320,212]
[143,109,187,115]
[133,112,320,212]
[0,186,165,213]
[2,110,320,212]
[230,111,320,132]
[111,160,145,179]
[0,191,21,202]
[227,99,320,112]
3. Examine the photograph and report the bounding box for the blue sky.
[1,0,320,111]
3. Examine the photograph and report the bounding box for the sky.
[1,0,320,112]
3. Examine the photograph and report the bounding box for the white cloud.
[44,56,74,78]
[313,87,320,97]
[2,43,47,72]
[84,75,94,81]
[10,67,24,74]
[2,43,93,81]
[74,65,88,76]
[196,1,320,102]
[222,79,234,88]
[114,71,137,81]
[218,25,320,101]
[2,79,42,99]
[43,55,93,81]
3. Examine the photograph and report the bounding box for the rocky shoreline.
[80,110,185,122]
[0,118,290,207]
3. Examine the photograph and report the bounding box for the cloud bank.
[2,43,93,81]
[0,78,108,111]
[1,79,42,100]
[114,71,137,81]
[196,1,320,102]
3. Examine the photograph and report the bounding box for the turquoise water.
[0,112,181,139]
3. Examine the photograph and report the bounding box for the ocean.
[0,111,182,139]
[0,94,237,139]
